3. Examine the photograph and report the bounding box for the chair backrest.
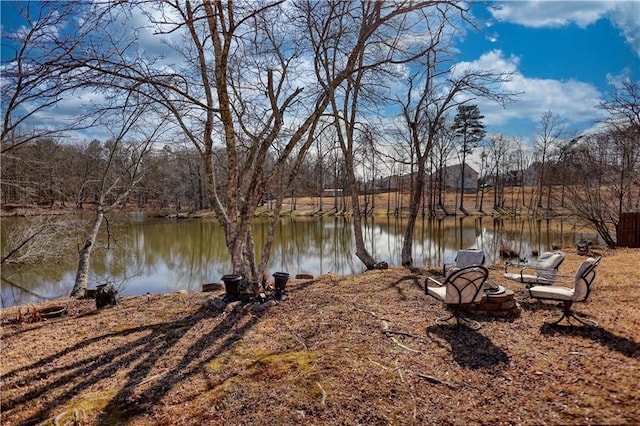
[572,257,601,301]
[455,249,485,269]
[534,251,565,280]
[444,265,488,305]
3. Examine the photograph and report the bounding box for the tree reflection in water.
[1,216,586,308]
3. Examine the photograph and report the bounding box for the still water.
[1,215,587,308]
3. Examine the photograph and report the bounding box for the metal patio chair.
[425,265,489,330]
[504,251,565,287]
[527,257,601,327]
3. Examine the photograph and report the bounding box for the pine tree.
[452,104,486,213]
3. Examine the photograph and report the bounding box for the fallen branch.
[380,318,425,341]
[395,359,405,383]
[376,317,423,353]
[53,410,67,426]
[368,358,406,382]
[368,357,389,370]
[411,372,459,389]
[388,336,422,353]
[353,307,381,319]
[316,382,327,405]
[383,329,423,340]
[290,333,308,350]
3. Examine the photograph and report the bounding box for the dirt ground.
[2,248,639,425]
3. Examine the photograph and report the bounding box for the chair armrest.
[504,261,526,273]
[544,273,572,284]
[519,265,558,278]
[504,264,535,279]
[425,277,444,295]
[528,274,573,287]
[427,277,444,286]
[521,267,563,285]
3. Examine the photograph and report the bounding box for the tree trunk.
[401,168,425,266]
[346,158,376,269]
[460,147,467,212]
[70,209,104,298]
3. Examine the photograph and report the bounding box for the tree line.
[1,1,638,298]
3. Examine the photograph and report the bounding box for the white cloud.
[492,1,610,28]
[492,1,640,55]
[607,2,640,56]
[452,49,520,76]
[455,50,604,132]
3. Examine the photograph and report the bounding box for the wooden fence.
[618,213,640,248]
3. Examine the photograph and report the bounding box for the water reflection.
[1,216,587,308]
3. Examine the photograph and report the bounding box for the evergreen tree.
[452,104,485,213]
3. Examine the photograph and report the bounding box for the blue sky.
[457,1,639,137]
[1,1,639,142]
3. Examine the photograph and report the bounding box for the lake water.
[1,215,589,308]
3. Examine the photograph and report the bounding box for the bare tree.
[534,111,566,211]
[507,137,531,214]
[70,102,165,297]
[486,133,510,211]
[431,118,456,213]
[600,78,640,217]
[62,1,315,291]
[397,63,512,265]
[563,134,619,247]
[0,2,116,281]
[61,1,467,289]
[1,216,76,265]
[563,78,640,246]
[0,1,92,154]
[602,78,640,129]
[310,1,457,269]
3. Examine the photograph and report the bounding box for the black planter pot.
[273,272,290,299]
[221,274,242,301]
[273,272,290,290]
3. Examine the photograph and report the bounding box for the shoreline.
[2,203,572,220]
[1,187,576,220]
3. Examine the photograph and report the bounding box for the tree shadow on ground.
[426,324,510,369]
[385,275,423,301]
[541,324,640,359]
[2,305,261,425]
[95,309,261,424]
[289,277,319,293]
[518,299,567,313]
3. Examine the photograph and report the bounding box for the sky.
[1,0,639,142]
[457,0,639,137]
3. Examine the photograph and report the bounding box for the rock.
[262,299,278,309]
[205,296,227,310]
[202,282,223,292]
[249,303,266,312]
[224,301,242,313]
[499,300,517,310]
